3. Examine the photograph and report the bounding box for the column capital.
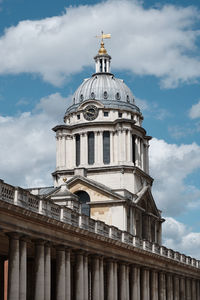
[6,232,22,239]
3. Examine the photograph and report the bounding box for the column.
[0,257,4,300]
[150,270,158,300]
[56,246,65,300]
[197,280,200,300]
[19,238,27,300]
[99,131,103,164]
[126,265,130,300]
[95,132,99,165]
[34,240,45,300]
[166,274,173,300]
[159,272,166,300]
[127,130,131,163]
[113,261,118,300]
[65,249,71,300]
[141,268,150,300]
[99,257,104,300]
[71,135,76,168]
[44,243,51,300]
[56,136,59,168]
[61,136,66,167]
[186,278,191,300]
[8,233,20,300]
[146,144,150,173]
[135,137,140,167]
[119,264,126,300]
[130,266,140,300]
[80,133,87,165]
[180,277,186,300]
[114,131,118,163]
[122,130,126,162]
[192,280,197,300]
[110,132,114,164]
[141,140,144,170]
[92,256,100,300]
[75,252,84,300]
[107,260,114,300]
[174,276,180,300]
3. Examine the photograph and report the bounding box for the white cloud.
[0,1,199,87]
[0,93,69,187]
[150,138,200,216]
[189,100,200,119]
[163,217,200,259]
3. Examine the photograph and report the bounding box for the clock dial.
[83,105,98,121]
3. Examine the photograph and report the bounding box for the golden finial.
[63,177,67,182]
[96,31,111,55]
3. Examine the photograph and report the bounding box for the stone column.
[0,257,4,300]
[99,257,104,300]
[186,278,191,300]
[135,137,140,167]
[65,249,71,300]
[44,243,51,300]
[8,233,20,300]
[122,130,126,162]
[159,272,166,300]
[141,268,150,300]
[130,265,140,299]
[107,260,114,300]
[19,238,27,300]
[140,140,144,170]
[197,280,200,300]
[114,131,119,163]
[80,133,87,166]
[34,240,45,300]
[192,279,197,300]
[113,261,118,300]
[61,136,66,167]
[75,252,84,300]
[146,144,150,173]
[99,131,103,164]
[174,276,180,300]
[72,135,76,168]
[95,132,99,165]
[110,132,114,164]
[166,274,173,300]
[126,265,130,300]
[127,130,131,163]
[92,256,100,300]
[119,264,126,300]
[56,246,66,300]
[150,270,158,300]
[180,277,186,300]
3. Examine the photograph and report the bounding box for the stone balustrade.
[0,179,199,270]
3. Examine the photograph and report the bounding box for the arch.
[75,190,90,217]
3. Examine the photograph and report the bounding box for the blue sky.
[0,0,200,257]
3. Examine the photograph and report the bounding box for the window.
[132,135,135,164]
[75,135,80,166]
[118,112,122,118]
[88,132,94,165]
[75,191,90,217]
[100,59,102,72]
[103,131,110,164]
[131,115,134,120]
[104,111,109,117]
[77,114,80,120]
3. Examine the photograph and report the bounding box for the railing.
[0,179,199,269]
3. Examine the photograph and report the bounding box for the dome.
[72,73,135,105]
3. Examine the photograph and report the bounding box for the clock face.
[83,105,98,121]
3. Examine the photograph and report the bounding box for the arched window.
[75,191,90,217]
[132,135,136,164]
[76,134,80,166]
[88,132,94,165]
[103,131,110,164]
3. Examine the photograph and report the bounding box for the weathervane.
[96,31,111,55]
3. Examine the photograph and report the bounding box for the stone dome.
[72,73,135,105]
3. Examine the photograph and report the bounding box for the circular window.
[104,91,108,99]
[126,95,130,102]
[115,92,121,100]
[80,94,84,102]
[91,92,95,99]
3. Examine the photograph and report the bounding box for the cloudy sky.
[0,0,200,258]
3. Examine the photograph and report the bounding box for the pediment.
[67,175,124,203]
[135,186,161,218]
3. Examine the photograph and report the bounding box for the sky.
[0,0,200,258]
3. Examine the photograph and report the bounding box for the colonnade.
[2,232,200,300]
[56,129,149,173]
